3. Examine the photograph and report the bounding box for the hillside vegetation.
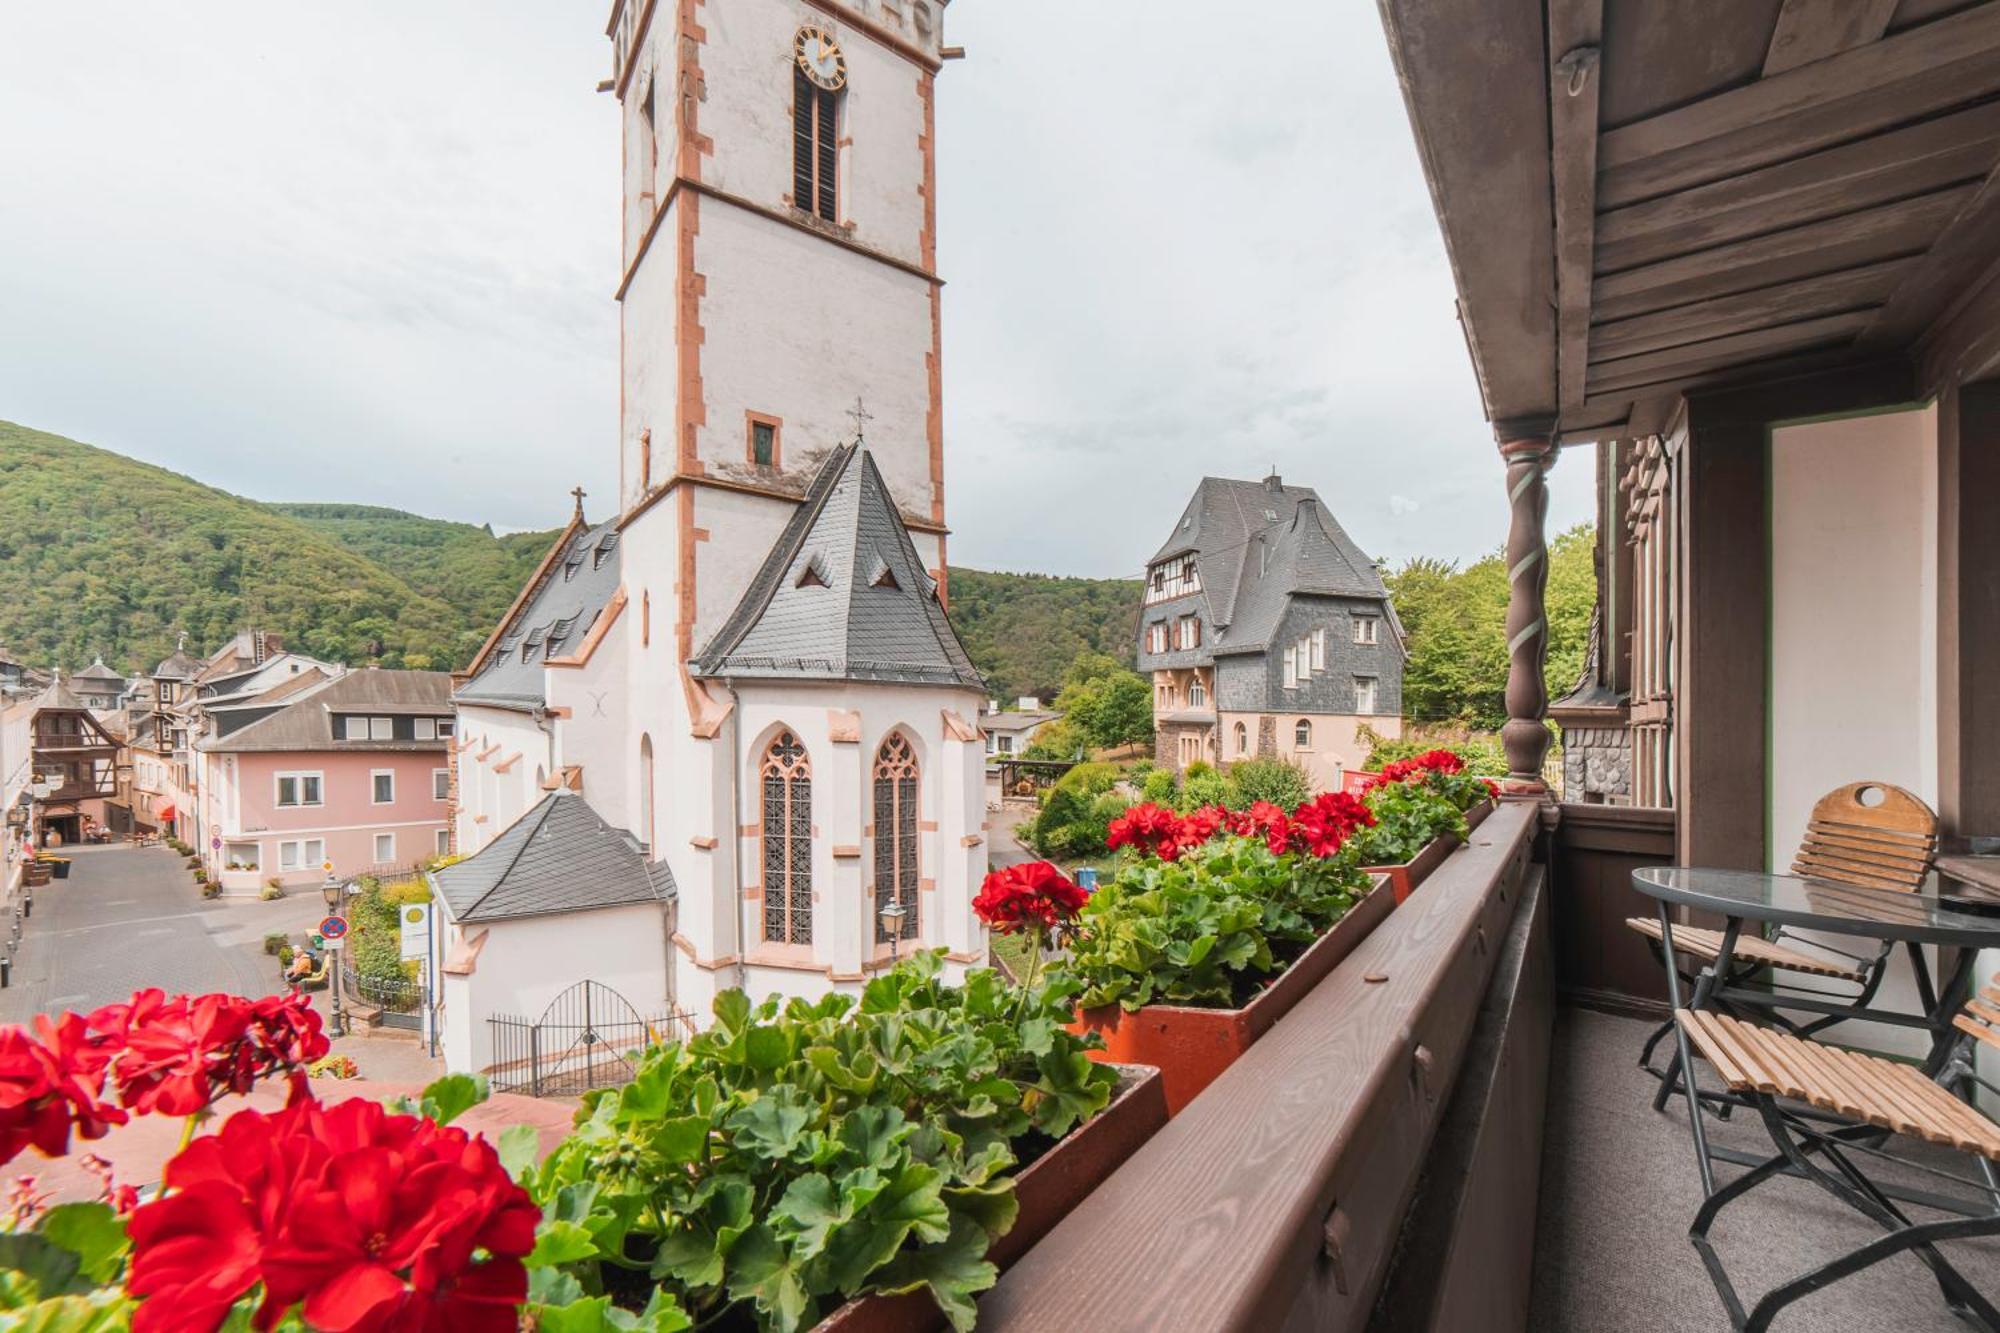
[267,503,559,633]
[945,568,1144,704]
[0,422,488,671]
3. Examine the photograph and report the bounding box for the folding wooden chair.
[1627,782,1939,1075]
[1674,985,2000,1331]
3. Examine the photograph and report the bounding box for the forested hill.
[0,421,498,671]
[266,503,558,634]
[0,421,1149,691]
[945,568,1144,704]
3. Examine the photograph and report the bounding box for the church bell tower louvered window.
[792,66,838,222]
[761,732,813,945]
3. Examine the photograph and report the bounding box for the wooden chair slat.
[1800,826,1936,867]
[1965,997,2000,1028]
[1623,918,1871,980]
[1794,840,1933,882]
[1792,852,1919,893]
[1806,782,1939,839]
[1807,818,1937,855]
[1672,1010,2000,1160]
[1953,1013,2000,1053]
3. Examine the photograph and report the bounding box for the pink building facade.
[193,670,454,893]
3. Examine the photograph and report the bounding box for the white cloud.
[0,2,1593,566]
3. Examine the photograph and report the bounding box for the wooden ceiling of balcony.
[1380,0,2000,440]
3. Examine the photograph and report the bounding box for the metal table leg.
[1657,902,1741,1197]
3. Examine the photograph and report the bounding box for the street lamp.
[320,872,348,1038]
[877,897,908,969]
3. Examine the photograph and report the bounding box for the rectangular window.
[223,841,260,872]
[436,828,452,857]
[1355,676,1379,715]
[1311,628,1326,671]
[1283,647,1298,689]
[1146,622,1168,654]
[1176,616,1201,650]
[373,833,395,864]
[997,734,1014,754]
[432,768,450,801]
[414,718,436,741]
[793,68,838,222]
[748,415,781,468]
[369,717,393,741]
[371,770,395,805]
[1354,616,1380,645]
[277,838,326,872]
[275,772,323,807]
[1145,556,1204,604]
[437,718,455,739]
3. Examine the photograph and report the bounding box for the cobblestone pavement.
[0,843,323,1024]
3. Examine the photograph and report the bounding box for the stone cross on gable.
[570,485,587,520]
[846,396,873,443]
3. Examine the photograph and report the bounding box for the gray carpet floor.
[1529,1009,2000,1332]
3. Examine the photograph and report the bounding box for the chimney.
[251,629,269,665]
[1263,470,1283,493]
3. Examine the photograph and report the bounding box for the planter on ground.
[1070,875,1393,1115]
[1364,798,1493,905]
[817,1063,1169,1333]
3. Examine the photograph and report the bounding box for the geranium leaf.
[34,1204,128,1287]
[725,1224,814,1333]
[6,1291,136,1332]
[744,1025,791,1073]
[497,1123,541,1181]
[0,1235,84,1301]
[727,1090,813,1160]
[411,1072,487,1125]
[651,1226,726,1289]
[870,1215,999,1333]
[770,1173,844,1260]
[835,1104,909,1168]
[650,1114,711,1165]
[941,1179,1018,1242]
[711,990,751,1039]
[528,1218,598,1268]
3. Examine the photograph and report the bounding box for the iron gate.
[341,957,425,1031]
[487,981,690,1097]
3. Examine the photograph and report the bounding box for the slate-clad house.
[1138,473,1405,790]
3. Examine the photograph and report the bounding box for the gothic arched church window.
[872,733,919,944]
[792,66,839,222]
[761,731,813,945]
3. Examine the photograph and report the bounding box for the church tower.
[602,0,984,1021]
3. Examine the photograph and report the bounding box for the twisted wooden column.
[1499,434,1558,792]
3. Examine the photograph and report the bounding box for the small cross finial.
[846,395,874,442]
[570,485,587,520]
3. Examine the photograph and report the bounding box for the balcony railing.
[979,800,1546,1330]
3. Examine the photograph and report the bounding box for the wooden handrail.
[979,801,1538,1331]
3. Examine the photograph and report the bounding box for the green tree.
[1049,652,1154,750]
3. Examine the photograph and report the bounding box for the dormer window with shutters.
[1145,555,1201,605]
[793,67,838,223]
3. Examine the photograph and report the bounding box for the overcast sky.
[0,2,1590,579]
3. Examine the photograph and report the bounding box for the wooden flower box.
[816,1063,1169,1333]
[1364,798,1494,905]
[1068,874,1394,1116]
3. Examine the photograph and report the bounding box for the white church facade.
[433,0,986,1072]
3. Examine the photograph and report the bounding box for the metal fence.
[487,980,694,1098]
[341,958,425,1029]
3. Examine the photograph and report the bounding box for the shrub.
[1224,757,1314,811]
[1177,769,1229,812]
[1361,726,1507,778]
[1053,760,1120,798]
[381,877,432,906]
[262,931,289,956]
[258,884,284,901]
[1140,768,1178,806]
[529,953,1116,1330]
[278,944,296,965]
[200,883,221,900]
[1184,759,1214,780]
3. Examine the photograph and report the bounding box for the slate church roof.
[456,518,622,710]
[694,444,984,690]
[431,789,674,924]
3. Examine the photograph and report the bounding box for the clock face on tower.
[795,24,847,91]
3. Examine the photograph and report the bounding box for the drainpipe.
[721,678,748,990]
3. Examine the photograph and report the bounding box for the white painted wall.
[453,705,549,855]
[1768,405,1939,1056]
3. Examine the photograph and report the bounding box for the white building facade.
[441,0,985,1064]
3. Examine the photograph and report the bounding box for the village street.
[0,845,442,1084]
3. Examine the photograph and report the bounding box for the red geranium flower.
[127,1094,537,1333]
[1230,801,1294,856]
[92,988,330,1117]
[0,1013,124,1166]
[1106,803,1188,861]
[1177,806,1229,855]
[974,861,1088,935]
[1289,791,1376,858]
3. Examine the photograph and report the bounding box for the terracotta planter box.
[1364,798,1495,905]
[816,1063,1169,1333]
[1068,875,1394,1116]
